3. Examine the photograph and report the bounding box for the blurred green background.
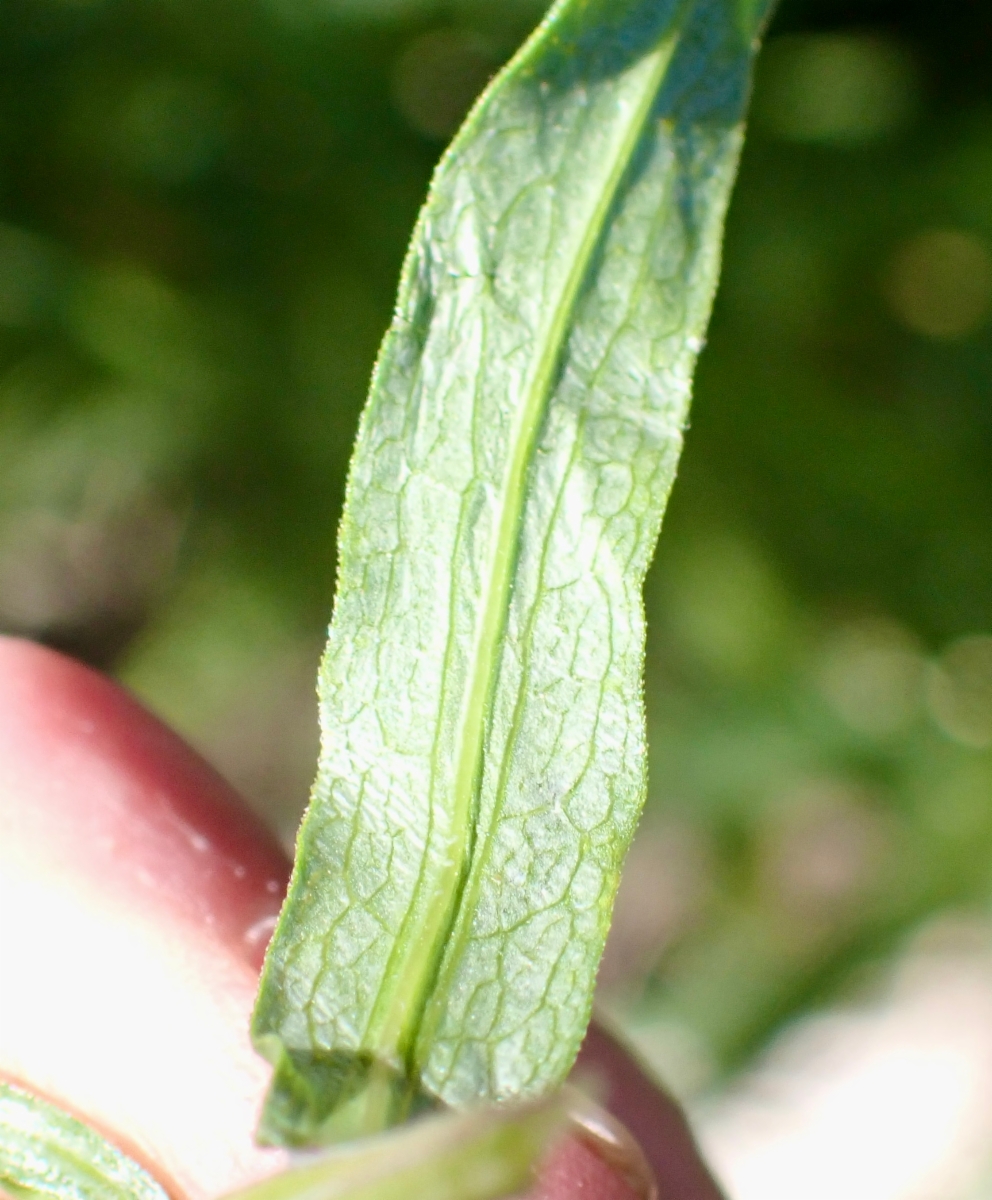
[1,0,991,1158]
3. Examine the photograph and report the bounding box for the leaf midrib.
[362,25,682,1069]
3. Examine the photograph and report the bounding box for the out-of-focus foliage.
[1,0,990,1101]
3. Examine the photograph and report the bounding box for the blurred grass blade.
[224,1096,564,1200]
[253,0,773,1144]
[0,1082,169,1200]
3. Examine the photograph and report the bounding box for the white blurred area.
[693,918,992,1200]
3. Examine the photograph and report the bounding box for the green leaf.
[253,0,773,1144]
[224,1093,564,1200]
[0,1082,169,1200]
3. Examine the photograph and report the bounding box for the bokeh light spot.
[755,33,920,146]
[818,618,924,739]
[926,634,992,749]
[883,229,992,340]
[393,30,500,142]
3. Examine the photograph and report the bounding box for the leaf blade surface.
[253,0,772,1144]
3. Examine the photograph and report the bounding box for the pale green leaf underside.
[253,0,772,1144]
[0,1083,168,1200]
